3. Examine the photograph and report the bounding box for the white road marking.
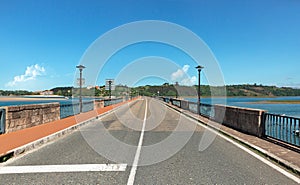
[0,98,141,168]
[182,113,300,184]
[0,164,127,174]
[127,98,148,185]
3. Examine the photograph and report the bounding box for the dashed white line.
[0,164,127,174]
[127,98,148,185]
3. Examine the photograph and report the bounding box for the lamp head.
[76,65,86,70]
[195,65,204,71]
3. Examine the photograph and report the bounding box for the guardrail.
[167,98,214,119]
[159,97,299,147]
[60,98,124,119]
[264,113,300,147]
[0,108,5,134]
[60,101,94,119]
[104,98,123,107]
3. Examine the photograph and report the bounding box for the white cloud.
[170,65,197,86]
[182,65,189,73]
[171,65,189,81]
[6,64,46,87]
[181,76,197,86]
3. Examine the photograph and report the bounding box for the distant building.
[87,85,102,90]
[87,85,94,90]
[40,90,54,95]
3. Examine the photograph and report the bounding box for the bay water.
[185,96,300,118]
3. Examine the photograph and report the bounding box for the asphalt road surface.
[0,97,298,184]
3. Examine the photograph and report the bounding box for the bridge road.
[0,97,298,184]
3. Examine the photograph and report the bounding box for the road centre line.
[0,164,127,174]
[127,98,148,185]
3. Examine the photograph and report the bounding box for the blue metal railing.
[0,108,5,134]
[60,103,80,118]
[188,101,198,114]
[60,98,125,119]
[163,97,170,103]
[264,113,300,147]
[166,98,214,119]
[60,101,94,119]
[104,98,123,107]
[186,101,214,118]
[171,99,181,108]
[200,103,214,118]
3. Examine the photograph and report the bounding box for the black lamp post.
[196,65,204,115]
[108,80,112,101]
[175,81,179,99]
[76,65,85,113]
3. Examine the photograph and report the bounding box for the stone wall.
[5,103,60,133]
[213,104,266,137]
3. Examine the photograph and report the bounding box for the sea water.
[185,96,300,118]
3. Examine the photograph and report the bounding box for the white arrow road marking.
[0,164,127,174]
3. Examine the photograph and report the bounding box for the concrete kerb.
[159,100,300,176]
[1,99,137,161]
[10,117,96,157]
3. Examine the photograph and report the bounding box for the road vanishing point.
[0,97,299,184]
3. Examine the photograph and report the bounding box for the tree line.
[2,84,300,97]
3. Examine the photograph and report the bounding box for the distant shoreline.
[248,100,300,104]
[0,96,67,102]
[181,95,300,98]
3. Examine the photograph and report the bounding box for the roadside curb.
[0,99,136,162]
[162,101,300,176]
[11,116,96,157]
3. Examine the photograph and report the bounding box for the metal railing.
[104,98,123,107]
[188,101,198,114]
[171,99,181,108]
[264,113,300,147]
[60,101,94,119]
[167,98,214,119]
[160,97,300,148]
[0,108,5,134]
[200,103,214,118]
[60,98,124,118]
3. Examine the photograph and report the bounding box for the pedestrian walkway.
[0,98,136,159]
[164,102,300,175]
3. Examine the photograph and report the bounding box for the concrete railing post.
[214,104,267,137]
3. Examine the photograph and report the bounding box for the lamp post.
[175,81,179,99]
[196,65,204,115]
[76,65,85,113]
[108,80,112,101]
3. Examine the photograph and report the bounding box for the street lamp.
[196,65,204,115]
[175,81,179,99]
[108,80,112,101]
[76,65,86,113]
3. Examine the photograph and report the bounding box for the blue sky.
[1,0,300,91]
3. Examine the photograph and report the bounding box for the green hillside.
[131,83,300,97]
[2,84,300,97]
